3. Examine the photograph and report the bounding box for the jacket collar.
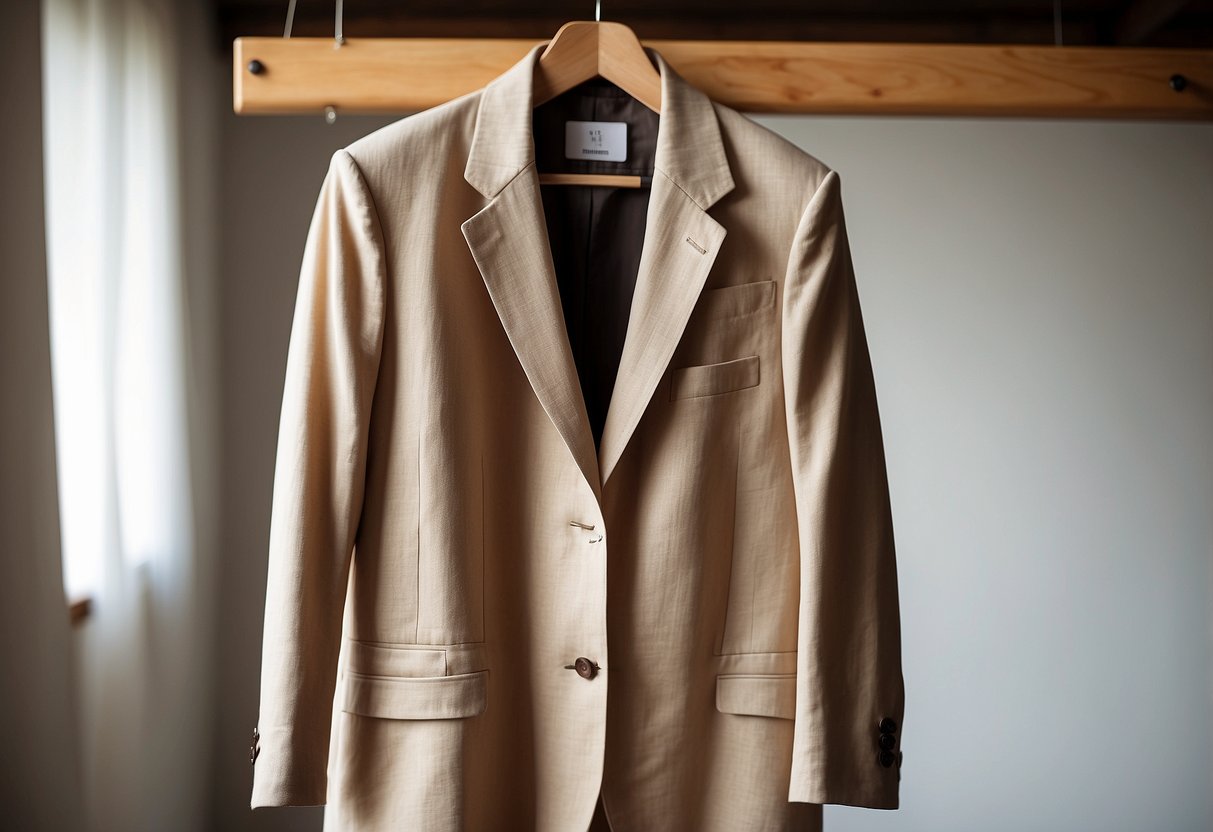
[464,42,735,210]
[461,42,735,508]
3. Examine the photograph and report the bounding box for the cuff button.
[878,749,896,768]
[250,727,261,765]
[878,732,896,751]
[878,716,897,734]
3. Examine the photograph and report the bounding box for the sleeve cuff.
[249,724,330,809]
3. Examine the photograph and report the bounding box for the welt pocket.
[695,279,776,321]
[715,673,796,720]
[669,354,760,400]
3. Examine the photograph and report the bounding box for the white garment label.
[564,121,627,162]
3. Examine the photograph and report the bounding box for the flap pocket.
[341,669,489,720]
[697,279,775,321]
[345,639,488,677]
[347,641,446,676]
[716,673,796,720]
[670,354,760,400]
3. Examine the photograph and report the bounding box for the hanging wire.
[283,0,343,46]
[1053,0,1063,46]
[280,2,342,121]
[328,0,342,123]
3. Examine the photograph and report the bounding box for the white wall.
[215,101,1213,830]
[750,115,1213,832]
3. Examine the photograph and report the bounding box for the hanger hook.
[595,0,601,22]
[284,0,344,44]
[283,0,297,38]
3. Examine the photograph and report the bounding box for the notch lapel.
[462,44,603,505]
[596,173,726,487]
[461,164,603,506]
[461,42,736,501]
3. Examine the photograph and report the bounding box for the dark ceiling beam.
[1113,0,1191,44]
[215,13,1109,53]
[213,3,1213,55]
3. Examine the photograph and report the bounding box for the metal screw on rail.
[279,0,345,124]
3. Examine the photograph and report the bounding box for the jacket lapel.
[461,164,604,504]
[596,171,727,487]
[461,42,735,501]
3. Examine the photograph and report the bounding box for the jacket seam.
[337,147,391,281]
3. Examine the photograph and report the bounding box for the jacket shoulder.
[713,102,835,207]
[336,89,484,195]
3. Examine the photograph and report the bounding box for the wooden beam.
[233,37,1213,120]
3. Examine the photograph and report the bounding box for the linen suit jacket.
[251,40,905,832]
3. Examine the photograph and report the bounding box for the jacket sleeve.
[781,169,905,809]
[251,148,387,808]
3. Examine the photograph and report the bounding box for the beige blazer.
[251,41,904,832]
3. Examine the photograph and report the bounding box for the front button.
[574,656,598,679]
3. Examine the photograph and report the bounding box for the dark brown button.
[573,656,597,679]
[897,750,903,767]
[878,749,896,768]
[878,732,896,751]
[878,717,897,734]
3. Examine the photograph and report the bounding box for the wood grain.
[234,37,1213,120]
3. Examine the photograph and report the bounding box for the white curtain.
[41,0,212,827]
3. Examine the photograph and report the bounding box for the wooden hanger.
[532,20,662,189]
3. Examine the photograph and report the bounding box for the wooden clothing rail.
[233,36,1213,121]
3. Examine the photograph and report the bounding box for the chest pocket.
[669,354,760,400]
[682,278,777,358]
[694,279,775,322]
[671,279,777,398]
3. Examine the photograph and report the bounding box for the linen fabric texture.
[251,41,905,832]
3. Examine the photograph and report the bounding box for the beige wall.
[211,79,1213,831]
